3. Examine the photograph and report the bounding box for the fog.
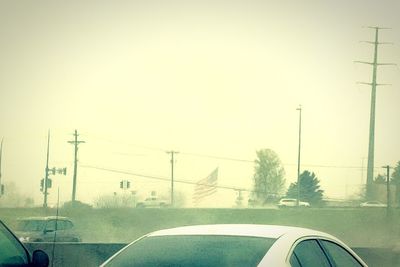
[1,0,400,266]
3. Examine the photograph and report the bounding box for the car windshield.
[105,235,276,267]
[16,220,46,232]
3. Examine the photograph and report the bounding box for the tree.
[252,149,285,204]
[0,182,34,208]
[391,161,400,206]
[391,161,400,185]
[286,170,324,205]
[374,174,386,184]
[94,192,137,208]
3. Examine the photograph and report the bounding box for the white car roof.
[147,224,333,239]
[102,224,367,267]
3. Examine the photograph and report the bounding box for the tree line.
[251,148,323,206]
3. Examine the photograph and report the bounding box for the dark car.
[0,220,49,267]
[14,216,81,243]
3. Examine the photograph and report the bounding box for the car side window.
[65,220,74,230]
[57,220,66,230]
[289,253,301,267]
[291,239,330,267]
[320,240,363,267]
[0,222,29,266]
[46,220,57,231]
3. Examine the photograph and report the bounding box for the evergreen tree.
[286,170,324,205]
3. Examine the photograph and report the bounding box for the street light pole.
[296,105,302,207]
[43,130,50,208]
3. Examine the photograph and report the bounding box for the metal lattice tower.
[355,26,395,199]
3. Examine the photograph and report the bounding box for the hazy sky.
[0,0,399,207]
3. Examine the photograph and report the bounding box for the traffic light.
[40,178,52,191]
[127,181,130,189]
[47,167,56,175]
[0,184,4,195]
[57,168,67,175]
[120,181,123,189]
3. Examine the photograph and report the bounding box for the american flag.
[193,168,218,205]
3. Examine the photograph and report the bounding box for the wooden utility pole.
[166,151,178,207]
[383,165,391,218]
[68,130,85,203]
[0,138,4,196]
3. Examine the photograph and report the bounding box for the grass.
[1,207,398,247]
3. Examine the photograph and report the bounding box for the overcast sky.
[0,0,399,207]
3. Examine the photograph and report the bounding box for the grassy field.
[1,207,398,247]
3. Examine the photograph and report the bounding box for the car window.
[64,220,74,230]
[45,220,57,231]
[56,220,66,231]
[291,239,330,267]
[0,221,29,266]
[105,235,276,267]
[321,240,363,267]
[289,253,301,267]
[16,220,46,232]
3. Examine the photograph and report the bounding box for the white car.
[278,198,310,207]
[100,224,367,267]
[360,201,387,208]
[136,197,168,208]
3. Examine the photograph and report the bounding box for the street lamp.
[296,105,302,207]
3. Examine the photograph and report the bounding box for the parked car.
[278,198,310,207]
[136,197,168,208]
[100,224,367,267]
[360,201,387,208]
[0,220,49,267]
[14,216,81,242]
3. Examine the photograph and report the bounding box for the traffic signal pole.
[43,130,50,208]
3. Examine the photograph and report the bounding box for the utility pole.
[0,138,4,196]
[43,130,50,208]
[383,165,391,218]
[356,26,395,199]
[68,130,85,203]
[166,150,178,207]
[296,105,302,207]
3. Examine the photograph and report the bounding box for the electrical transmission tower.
[68,130,85,203]
[355,26,395,199]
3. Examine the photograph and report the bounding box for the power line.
[80,133,382,170]
[80,164,374,200]
[180,152,253,163]
[81,164,248,192]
